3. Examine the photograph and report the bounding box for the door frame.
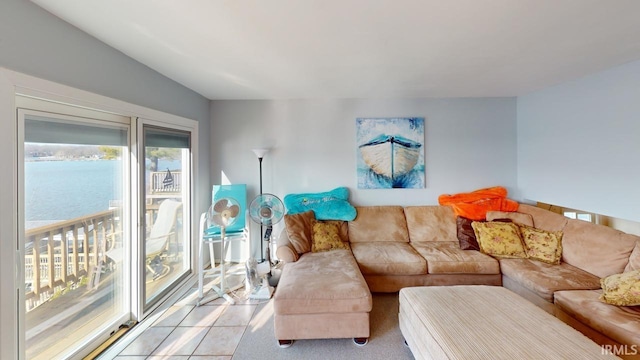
[0,68,199,360]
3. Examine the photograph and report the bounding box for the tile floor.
[106,272,265,359]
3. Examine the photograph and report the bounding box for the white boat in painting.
[359,134,422,179]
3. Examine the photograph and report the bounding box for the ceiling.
[32,0,640,100]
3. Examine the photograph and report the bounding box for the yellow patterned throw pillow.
[519,224,563,265]
[312,221,351,253]
[471,221,527,258]
[600,270,640,306]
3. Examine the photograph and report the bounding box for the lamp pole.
[258,155,264,262]
[252,148,269,263]
[258,156,263,195]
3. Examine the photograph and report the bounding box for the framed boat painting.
[356,117,425,189]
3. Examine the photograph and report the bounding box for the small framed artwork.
[356,117,425,189]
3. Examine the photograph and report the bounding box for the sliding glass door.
[12,87,198,359]
[142,125,192,309]
[18,103,130,360]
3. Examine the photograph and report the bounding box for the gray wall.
[0,3,211,355]
[0,0,209,122]
[211,97,518,204]
[517,59,640,222]
[0,0,211,217]
[210,97,518,257]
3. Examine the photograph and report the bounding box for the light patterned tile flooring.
[110,271,264,359]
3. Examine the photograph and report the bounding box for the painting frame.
[356,117,425,189]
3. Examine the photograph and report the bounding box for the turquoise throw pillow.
[284,187,357,221]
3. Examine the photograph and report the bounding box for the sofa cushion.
[625,239,640,272]
[457,216,480,250]
[348,206,409,243]
[275,229,300,262]
[554,289,640,347]
[486,210,534,227]
[274,249,372,315]
[500,258,601,302]
[562,219,637,278]
[350,242,427,275]
[403,206,457,242]
[276,243,299,263]
[284,210,315,254]
[519,224,563,265]
[311,221,351,253]
[456,217,512,251]
[325,220,350,242]
[516,204,568,232]
[410,241,500,274]
[600,270,640,306]
[472,221,527,258]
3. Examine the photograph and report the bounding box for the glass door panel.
[142,126,191,309]
[19,110,130,359]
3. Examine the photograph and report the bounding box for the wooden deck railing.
[24,209,120,309]
[149,170,181,194]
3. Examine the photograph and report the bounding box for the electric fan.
[247,193,284,299]
[207,197,241,238]
[249,193,285,261]
[198,196,244,306]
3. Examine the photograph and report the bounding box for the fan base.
[249,282,274,300]
[197,282,243,306]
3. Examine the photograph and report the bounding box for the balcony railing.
[24,209,120,311]
[149,170,181,195]
[24,176,180,311]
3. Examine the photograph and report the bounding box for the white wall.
[517,60,640,222]
[211,97,518,257]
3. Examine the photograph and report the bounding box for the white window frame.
[0,68,199,359]
[138,118,195,314]
[16,101,133,360]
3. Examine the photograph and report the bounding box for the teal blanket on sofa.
[283,187,357,221]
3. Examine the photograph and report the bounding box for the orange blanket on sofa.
[438,186,519,220]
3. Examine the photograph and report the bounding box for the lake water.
[25,159,179,228]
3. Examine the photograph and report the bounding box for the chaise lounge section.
[273,249,372,346]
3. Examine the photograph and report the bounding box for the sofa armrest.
[276,228,299,263]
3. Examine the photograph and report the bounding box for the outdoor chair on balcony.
[106,199,183,281]
[145,199,183,280]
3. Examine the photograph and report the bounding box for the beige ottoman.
[274,249,372,347]
[399,286,618,360]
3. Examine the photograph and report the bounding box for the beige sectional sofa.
[499,204,640,354]
[274,203,640,356]
[347,205,501,292]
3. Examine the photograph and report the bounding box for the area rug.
[232,293,414,359]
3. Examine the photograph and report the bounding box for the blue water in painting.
[25,159,179,228]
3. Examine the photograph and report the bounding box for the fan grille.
[249,193,284,226]
[208,197,240,229]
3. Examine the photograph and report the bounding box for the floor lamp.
[252,148,269,263]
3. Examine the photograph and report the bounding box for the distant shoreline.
[25,157,115,162]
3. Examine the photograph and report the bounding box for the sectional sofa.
[273,203,640,356]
